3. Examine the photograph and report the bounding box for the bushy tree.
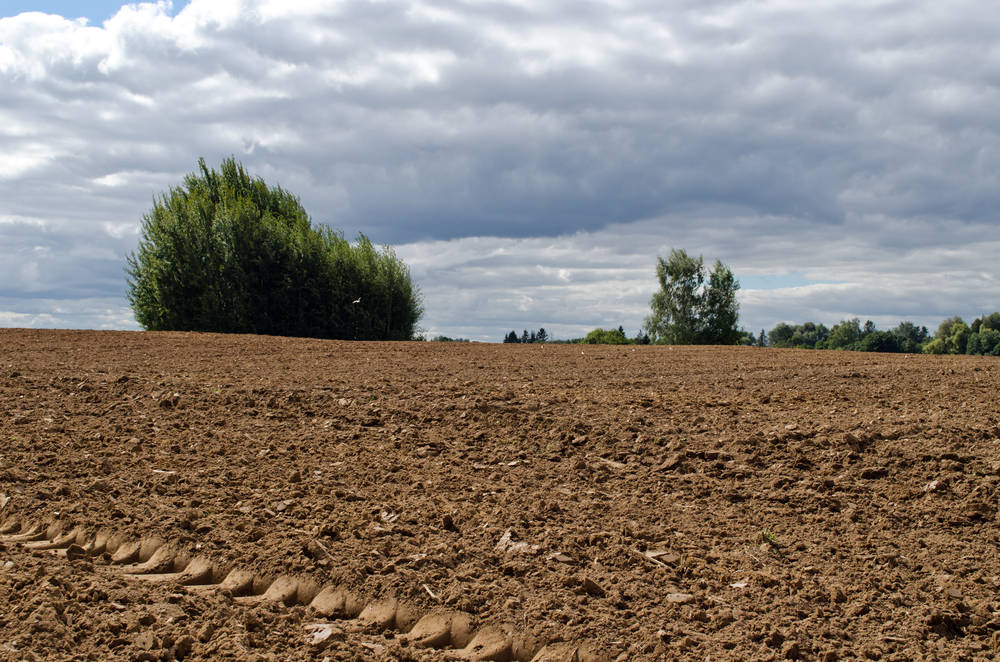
[536,328,549,343]
[891,321,929,353]
[768,323,795,347]
[966,332,983,355]
[983,312,1000,331]
[979,328,1000,355]
[923,338,947,354]
[940,319,971,355]
[644,249,741,345]
[825,318,863,350]
[859,330,903,353]
[583,327,629,344]
[935,316,965,341]
[126,158,422,340]
[503,330,520,343]
[949,324,971,354]
[791,322,829,348]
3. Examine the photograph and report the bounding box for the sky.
[1,0,998,342]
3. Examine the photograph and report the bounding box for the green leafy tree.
[584,327,629,344]
[758,329,766,347]
[945,321,971,355]
[966,332,983,355]
[644,249,741,345]
[923,338,947,355]
[891,321,929,353]
[790,322,829,349]
[935,316,965,341]
[931,316,970,354]
[980,328,1000,355]
[503,330,520,343]
[126,158,422,340]
[859,331,903,353]
[635,331,651,345]
[536,328,549,343]
[826,318,863,350]
[768,323,795,347]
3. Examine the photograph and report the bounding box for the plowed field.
[2,329,999,661]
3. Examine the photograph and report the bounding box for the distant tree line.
[500,325,654,344]
[503,328,549,343]
[494,245,998,357]
[763,312,1000,355]
[581,326,650,345]
[500,248,739,346]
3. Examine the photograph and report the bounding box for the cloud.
[1,0,998,338]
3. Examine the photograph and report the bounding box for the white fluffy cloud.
[1,1,998,338]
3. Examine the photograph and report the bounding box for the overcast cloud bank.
[1,0,998,340]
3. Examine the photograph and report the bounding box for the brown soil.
[1,329,999,661]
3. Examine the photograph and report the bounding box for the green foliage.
[945,321,971,355]
[768,322,795,347]
[935,316,965,341]
[644,249,741,345]
[768,321,829,349]
[126,157,422,340]
[584,327,629,344]
[503,327,548,343]
[981,328,1000,355]
[859,330,903,353]
[432,336,470,342]
[966,332,983,355]
[966,328,1000,355]
[763,314,997,356]
[922,338,947,355]
[890,321,929,353]
[825,318,863,350]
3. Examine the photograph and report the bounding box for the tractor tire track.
[1,514,608,662]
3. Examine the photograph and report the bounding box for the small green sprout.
[757,529,778,546]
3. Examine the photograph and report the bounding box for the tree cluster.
[581,326,650,345]
[503,328,549,343]
[127,158,422,340]
[765,313,1000,355]
[644,249,741,345]
[923,313,1000,355]
[583,327,628,345]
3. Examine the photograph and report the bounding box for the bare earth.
[1,329,999,661]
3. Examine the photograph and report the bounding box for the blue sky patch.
[0,1,189,25]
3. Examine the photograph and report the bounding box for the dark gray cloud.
[1,0,998,337]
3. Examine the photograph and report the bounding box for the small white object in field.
[352,297,361,304]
